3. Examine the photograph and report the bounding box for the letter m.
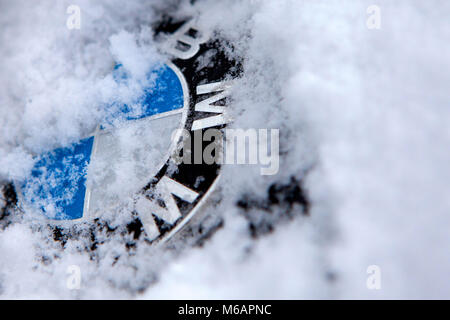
[135,176,198,241]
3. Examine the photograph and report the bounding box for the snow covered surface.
[0,0,449,299]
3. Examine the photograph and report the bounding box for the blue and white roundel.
[21,64,187,221]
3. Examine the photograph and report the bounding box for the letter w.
[191,81,233,131]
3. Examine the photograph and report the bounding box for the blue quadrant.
[104,65,184,126]
[23,137,94,220]
[21,64,184,220]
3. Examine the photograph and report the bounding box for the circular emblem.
[8,17,241,245]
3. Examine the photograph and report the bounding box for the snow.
[0,0,449,299]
